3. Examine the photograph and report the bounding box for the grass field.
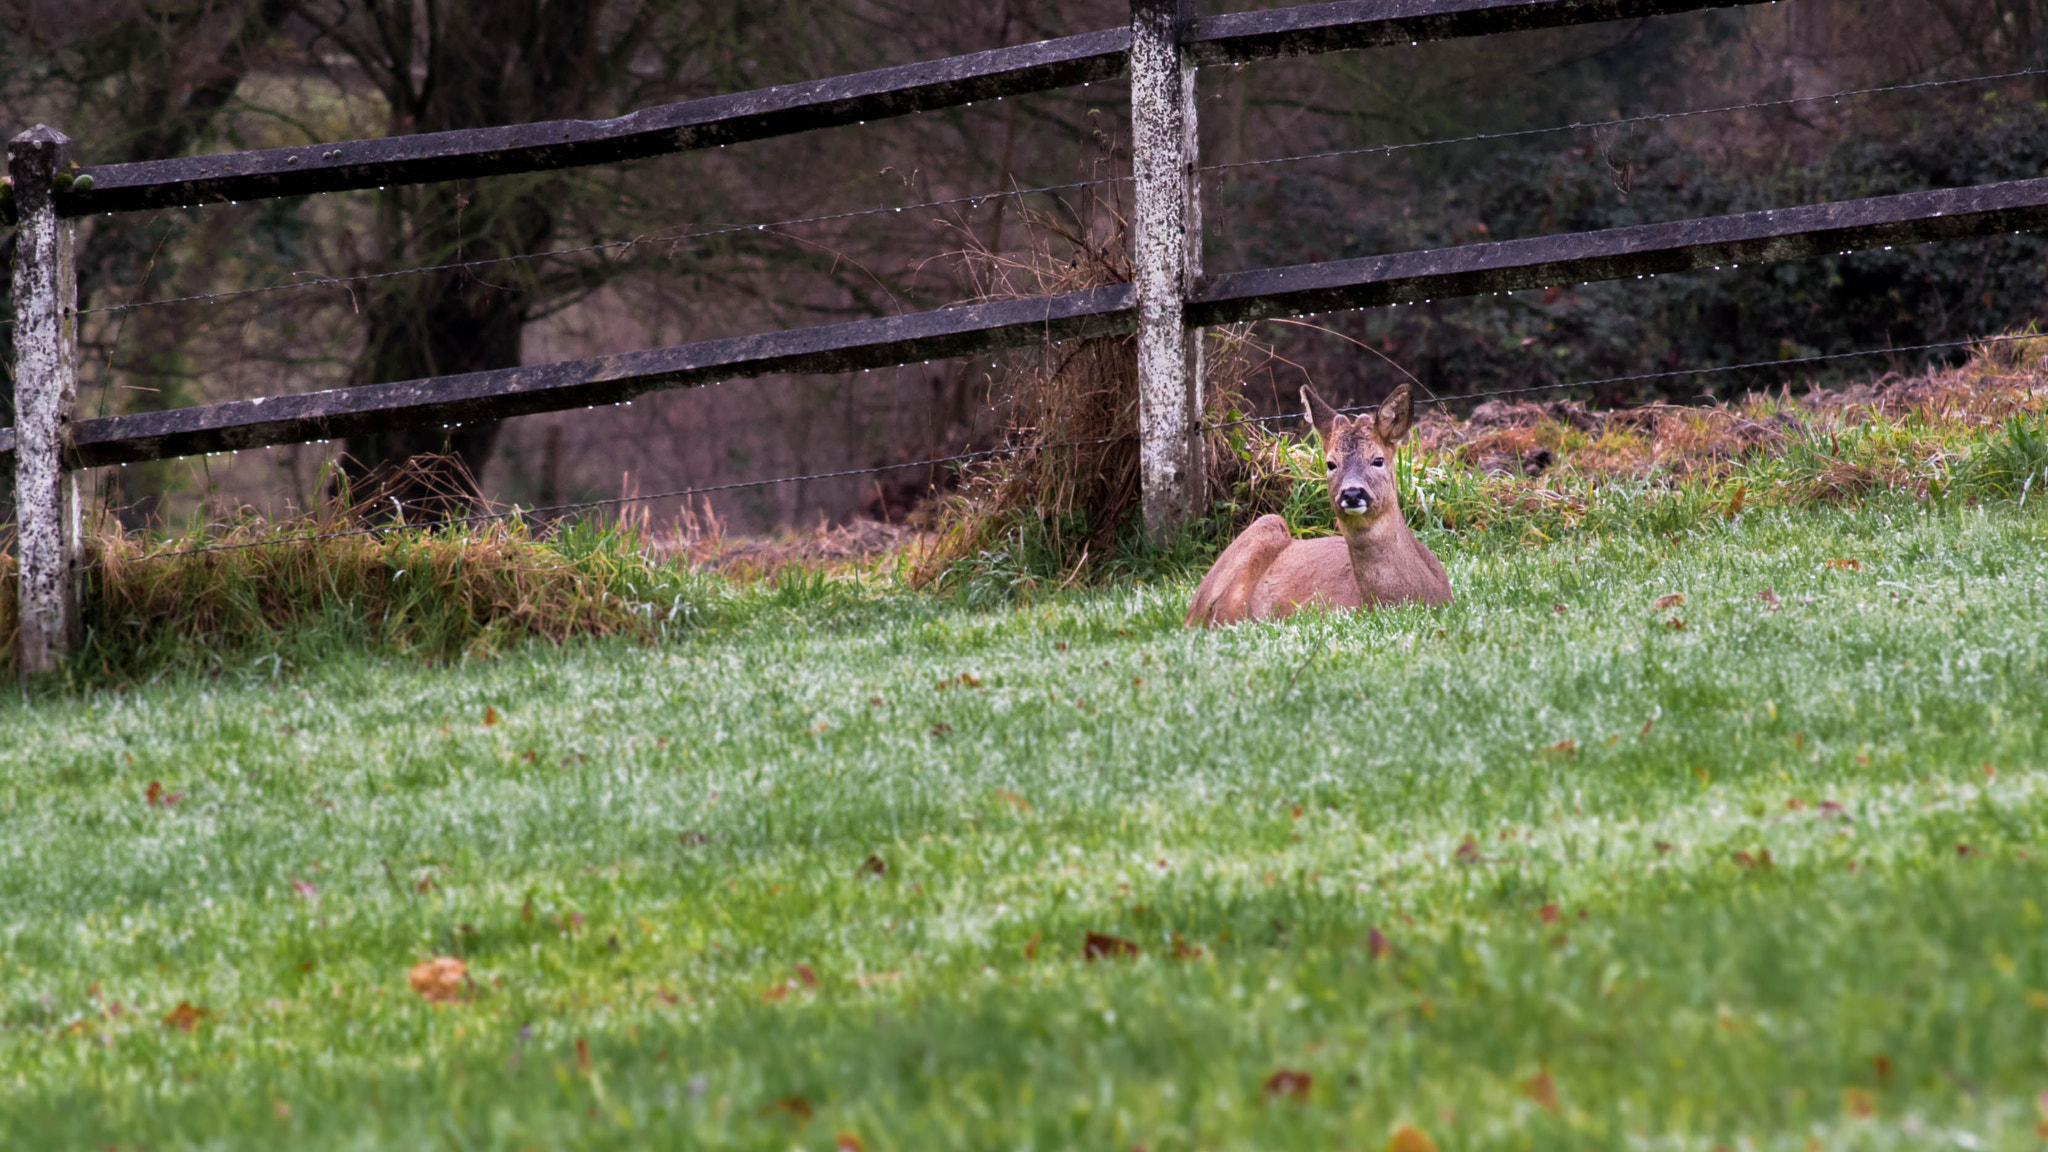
[4,494,2048,1150]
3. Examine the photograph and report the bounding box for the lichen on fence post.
[1130,0,1204,541]
[8,125,82,678]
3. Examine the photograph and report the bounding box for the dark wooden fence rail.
[13,0,2025,678]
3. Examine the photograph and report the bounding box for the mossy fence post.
[8,125,82,678]
[1130,0,1205,542]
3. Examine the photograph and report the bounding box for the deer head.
[1302,383,1415,528]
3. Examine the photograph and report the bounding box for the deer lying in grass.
[1184,382,1451,626]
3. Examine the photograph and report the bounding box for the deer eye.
[1325,459,1337,471]
[1372,456,1386,468]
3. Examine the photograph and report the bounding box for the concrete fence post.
[9,125,82,678]
[1129,0,1204,541]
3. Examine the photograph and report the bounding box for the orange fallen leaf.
[1538,904,1560,925]
[794,963,818,989]
[835,1133,865,1152]
[760,983,789,1003]
[1872,1054,1892,1083]
[1521,1070,1559,1112]
[483,706,499,727]
[762,1095,812,1122]
[407,956,466,1003]
[1827,557,1863,570]
[1083,932,1139,961]
[1387,1123,1440,1152]
[1653,592,1686,609]
[575,1036,591,1071]
[1544,739,1576,759]
[1023,932,1039,960]
[145,781,183,807]
[161,1001,209,1031]
[1263,1068,1312,1101]
[1842,1087,1876,1118]
[994,789,1031,813]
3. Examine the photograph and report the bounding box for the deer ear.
[1301,385,1340,442]
[1374,383,1416,444]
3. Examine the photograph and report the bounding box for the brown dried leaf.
[794,963,818,990]
[835,1133,865,1152]
[763,1095,813,1123]
[1387,1123,1441,1152]
[1454,836,1484,863]
[1368,926,1391,960]
[1544,739,1577,759]
[1654,592,1686,609]
[1826,557,1864,570]
[1521,1070,1559,1112]
[483,706,499,727]
[1083,932,1139,961]
[161,1001,209,1031]
[858,854,886,878]
[1171,933,1205,961]
[994,789,1031,813]
[407,956,467,1003]
[575,1036,591,1072]
[1666,616,1687,631]
[1758,587,1782,610]
[1538,903,1560,925]
[1842,1087,1876,1118]
[1262,1068,1312,1101]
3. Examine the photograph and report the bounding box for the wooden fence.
[9,0,2047,676]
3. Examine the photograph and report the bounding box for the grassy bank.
[2,493,2046,1149]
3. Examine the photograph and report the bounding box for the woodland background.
[3,0,2046,533]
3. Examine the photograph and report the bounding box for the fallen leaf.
[574,1036,591,1071]
[1842,1086,1876,1118]
[1654,841,1674,855]
[1368,926,1392,960]
[1521,1070,1559,1112]
[483,706,499,727]
[1819,801,1844,817]
[762,1095,813,1122]
[1724,483,1746,518]
[1387,1123,1440,1152]
[1872,1054,1892,1083]
[1454,836,1483,863]
[994,789,1031,813]
[1083,932,1139,961]
[1553,603,1567,614]
[289,877,317,900]
[161,1001,209,1031]
[1654,592,1686,609]
[928,722,952,737]
[760,983,789,1003]
[1786,797,1806,811]
[407,956,466,1003]
[1538,904,1560,925]
[272,1100,291,1120]
[858,854,886,878]
[1666,616,1687,631]
[1758,587,1782,610]
[144,781,183,807]
[2023,989,2048,1010]
[959,673,981,689]
[1827,558,1864,570]
[1731,850,1773,870]
[1023,932,1039,960]
[854,971,899,988]
[1544,739,1577,759]
[1263,1068,1312,1101]
[835,1134,865,1152]
[1171,934,1204,960]
[794,963,819,989]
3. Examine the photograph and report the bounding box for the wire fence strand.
[75,175,1125,321]
[1206,66,2048,175]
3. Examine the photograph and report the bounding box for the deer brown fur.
[1184,382,1451,626]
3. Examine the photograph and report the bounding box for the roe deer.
[1183,382,1450,626]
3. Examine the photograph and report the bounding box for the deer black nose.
[1338,486,1370,509]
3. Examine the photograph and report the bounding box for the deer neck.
[1337,511,1416,593]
